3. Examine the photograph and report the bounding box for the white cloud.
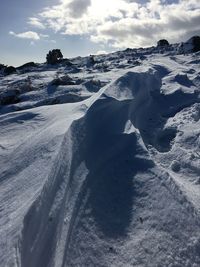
[29,0,200,48]
[9,31,40,40]
[40,34,49,38]
[96,50,108,55]
[9,31,50,43]
[28,17,45,29]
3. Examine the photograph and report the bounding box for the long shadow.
[0,111,38,126]
[47,83,56,95]
[83,98,153,238]
[157,90,200,118]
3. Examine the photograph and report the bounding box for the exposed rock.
[87,55,95,67]
[170,160,181,172]
[60,58,73,66]
[50,75,75,86]
[178,36,200,54]
[0,89,20,105]
[17,62,37,70]
[186,36,200,52]
[84,79,102,92]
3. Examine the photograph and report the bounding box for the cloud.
[95,50,108,55]
[68,0,91,18]
[28,17,45,29]
[9,31,40,40]
[40,34,49,38]
[29,0,200,48]
[9,31,49,42]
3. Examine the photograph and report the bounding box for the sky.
[0,0,199,66]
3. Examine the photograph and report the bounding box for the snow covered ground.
[0,45,200,267]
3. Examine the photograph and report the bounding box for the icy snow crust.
[0,49,200,267]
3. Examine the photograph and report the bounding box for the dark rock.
[50,75,75,86]
[187,36,200,52]
[17,62,37,70]
[84,79,102,92]
[139,217,143,224]
[86,55,95,67]
[179,36,200,54]
[60,58,73,66]
[0,90,20,105]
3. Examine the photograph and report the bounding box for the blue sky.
[0,0,199,66]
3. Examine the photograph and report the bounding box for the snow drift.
[0,48,200,267]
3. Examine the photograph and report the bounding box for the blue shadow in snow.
[84,98,154,237]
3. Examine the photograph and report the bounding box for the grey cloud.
[167,13,200,32]
[100,20,163,42]
[95,7,200,48]
[68,0,91,18]
[124,0,150,4]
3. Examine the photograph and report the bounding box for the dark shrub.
[46,49,63,65]
[157,39,169,47]
[0,63,5,70]
[4,66,16,75]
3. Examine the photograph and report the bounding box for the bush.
[4,66,16,75]
[157,39,169,47]
[0,63,6,70]
[46,49,63,65]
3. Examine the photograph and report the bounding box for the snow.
[0,45,200,267]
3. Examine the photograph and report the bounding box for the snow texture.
[0,45,200,267]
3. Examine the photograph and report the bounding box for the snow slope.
[0,48,200,267]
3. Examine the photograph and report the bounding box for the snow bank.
[0,50,200,267]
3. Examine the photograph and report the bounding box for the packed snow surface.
[0,47,200,267]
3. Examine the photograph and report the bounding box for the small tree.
[157,39,169,47]
[46,49,63,65]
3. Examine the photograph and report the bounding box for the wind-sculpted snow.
[0,53,200,266]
